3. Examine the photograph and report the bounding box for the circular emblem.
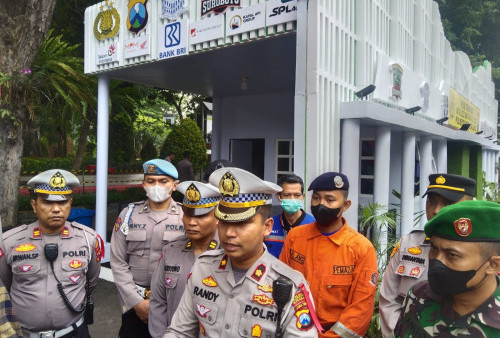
[94,0,121,41]
[454,218,472,237]
[333,175,344,189]
[435,175,446,185]
[49,172,66,189]
[219,172,240,197]
[229,15,242,30]
[185,183,201,203]
[127,0,148,34]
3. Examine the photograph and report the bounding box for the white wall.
[211,92,294,183]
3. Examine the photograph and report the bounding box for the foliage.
[22,157,94,173]
[482,171,499,202]
[140,137,158,161]
[359,203,399,338]
[163,119,207,171]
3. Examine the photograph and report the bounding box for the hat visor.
[182,205,216,217]
[214,204,260,222]
[422,188,464,202]
[42,193,71,202]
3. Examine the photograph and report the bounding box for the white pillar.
[436,138,447,173]
[96,75,110,262]
[340,119,360,230]
[486,150,492,182]
[401,132,416,236]
[419,136,433,225]
[374,126,391,266]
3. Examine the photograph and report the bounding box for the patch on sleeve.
[369,272,378,287]
[199,321,205,336]
[0,247,3,258]
[390,241,400,258]
[95,234,105,262]
[114,217,122,232]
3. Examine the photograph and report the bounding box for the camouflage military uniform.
[394,277,500,337]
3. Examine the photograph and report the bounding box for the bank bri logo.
[164,21,181,47]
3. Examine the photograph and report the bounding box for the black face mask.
[428,258,489,296]
[311,204,342,226]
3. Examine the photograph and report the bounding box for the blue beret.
[143,159,178,179]
[308,172,349,191]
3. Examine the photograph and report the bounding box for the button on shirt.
[280,220,377,338]
[110,200,184,313]
[165,247,318,338]
[0,222,100,331]
[148,234,219,338]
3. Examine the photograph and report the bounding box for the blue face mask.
[281,199,303,214]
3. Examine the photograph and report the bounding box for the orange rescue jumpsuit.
[280,219,377,338]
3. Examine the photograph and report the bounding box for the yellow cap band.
[219,199,267,208]
[427,185,465,192]
[183,201,219,209]
[34,189,72,195]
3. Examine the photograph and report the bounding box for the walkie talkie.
[44,243,59,262]
[272,277,293,338]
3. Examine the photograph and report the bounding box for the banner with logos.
[226,3,265,36]
[266,0,297,26]
[448,87,479,133]
[190,15,224,45]
[124,35,150,59]
[158,19,189,60]
[96,43,119,65]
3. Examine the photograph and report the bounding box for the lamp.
[355,85,376,100]
[405,106,421,115]
[475,131,483,135]
[486,135,493,140]
[493,140,499,144]
[459,123,470,131]
[436,117,448,125]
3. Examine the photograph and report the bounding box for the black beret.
[308,172,349,191]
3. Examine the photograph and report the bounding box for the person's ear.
[342,199,352,212]
[275,193,281,202]
[263,217,273,237]
[486,256,500,275]
[30,199,37,214]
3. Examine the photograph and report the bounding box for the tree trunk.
[72,118,91,170]
[0,0,57,229]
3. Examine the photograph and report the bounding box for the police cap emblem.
[333,175,344,189]
[185,183,201,203]
[49,172,67,189]
[219,172,240,197]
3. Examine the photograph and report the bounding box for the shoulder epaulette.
[168,234,189,244]
[3,224,29,240]
[121,203,137,235]
[198,248,225,260]
[271,261,305,286]
[71,222,97,236]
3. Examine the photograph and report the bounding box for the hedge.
[21,157,144,173]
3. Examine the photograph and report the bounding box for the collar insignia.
[219,255,228,270]
[251,264,266,282]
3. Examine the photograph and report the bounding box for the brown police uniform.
[0,221,101,334]
[164,247,318,338]
[110,200,184,313]
[148,234,220,338]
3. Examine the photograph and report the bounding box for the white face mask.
[145,185,173,203]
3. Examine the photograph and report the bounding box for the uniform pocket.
[164,275,178,289]
[12,261,41,277]
[193,300,218,325]
[238,314,275,338]
[126,230,147,256]
[321,274,353,312]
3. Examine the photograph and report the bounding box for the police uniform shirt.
[379,231,430,337]
[110,199,184,313]
[0,221,101,331]
[164,247,318,338]
[148,234,219,338]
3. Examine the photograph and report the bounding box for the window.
[276,139,294,182]
[360,139,375,196]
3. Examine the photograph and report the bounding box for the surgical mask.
[310,204,342,226]
[145,185,173,203]
[281,199,303,214]
[428,258,489,296]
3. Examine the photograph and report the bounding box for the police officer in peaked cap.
[0,169,102,338]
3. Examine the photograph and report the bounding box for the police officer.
[395,200,500,336]
[280,172,378,338]
[379,173,476,337]
[0,169,102,338]
[0,247,22,338]
[111,159,184,338]
[265,174,315,258]
[165,168,320,337]
[148,181,221,338]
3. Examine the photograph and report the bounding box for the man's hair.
[167,152,175,156]
[277,174,304,193]
[183,151,191,158]
[256,205,272,220]
[478,242,500,259]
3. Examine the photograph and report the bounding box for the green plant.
[482,171,499,202]
[163,119,207,171]
[140,137,158,161]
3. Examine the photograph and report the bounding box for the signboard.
[158,19,189,59]
[161,0,188,20]
[96,43,119,65]
[266,0,297,26]
[448,87,479,133]
[124,35,150,59]
[189,15,224,45]
[201,0,241,16]
[226,3,265,36]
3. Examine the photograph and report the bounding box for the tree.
[163,119,207,171]
[0,1,58,228]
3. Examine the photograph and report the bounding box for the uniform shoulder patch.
[390,241,400,258]
[271,261,304,286]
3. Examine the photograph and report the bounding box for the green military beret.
[425,200,500,242]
